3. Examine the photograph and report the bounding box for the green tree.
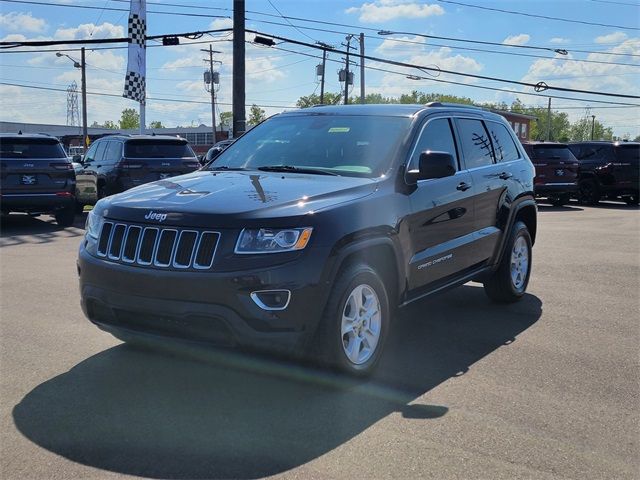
[296,92,342,108]
[569,118,613,141]
[219,111,233,129]
[103,120,118,129]
[119,108,140,129]
[149,121,164,128]
[247,104,266,126]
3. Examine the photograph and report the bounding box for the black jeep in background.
[1,133,76,226]
[568,141,639,205]
[75,134,200,210]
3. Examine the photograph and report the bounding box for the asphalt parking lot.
[1,202,638,480]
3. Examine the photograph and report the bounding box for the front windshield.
[207,114,411,177]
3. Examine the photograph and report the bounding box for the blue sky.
[0,0,639,137]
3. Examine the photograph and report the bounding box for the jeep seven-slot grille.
[96,221,219,270]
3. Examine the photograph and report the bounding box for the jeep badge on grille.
[144,211,167,222]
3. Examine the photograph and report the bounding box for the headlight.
[235,227,313,254]
[85,208,104,241]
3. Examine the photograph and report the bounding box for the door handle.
[498,171,512,180]
[456,182,472,191]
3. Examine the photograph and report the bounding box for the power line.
[266,44,640,107]
[436,0,640,31]
[0,0,229,20]
[265,0,319,43]
[246,30,640,100]
[588,0,640,7]
[243,17,640,66]
[0,81,297,109]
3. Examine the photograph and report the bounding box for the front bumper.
[1,192,74,213]
[77,244,332,354]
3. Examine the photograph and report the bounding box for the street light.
[56,48,88,150]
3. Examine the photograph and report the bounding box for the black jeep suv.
[568,141,639,205]
[1,133,76,226]
[75,134,200,210]
[78,104,537,375]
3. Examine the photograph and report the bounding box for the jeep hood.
[103,170,378,226]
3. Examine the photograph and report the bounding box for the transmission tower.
[66,81,80,127]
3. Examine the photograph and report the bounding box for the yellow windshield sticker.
[328,127,350,133]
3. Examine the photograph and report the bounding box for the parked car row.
[1,130,638,229]
[1,133,201,225]
[524,140,639,206]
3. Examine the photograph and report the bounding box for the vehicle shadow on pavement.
[13,285,541,479]
[0,213,85,247]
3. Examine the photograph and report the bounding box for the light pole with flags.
[122,0,146,134]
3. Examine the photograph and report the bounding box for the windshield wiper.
[208,166,248,171]
[257,165,339,176]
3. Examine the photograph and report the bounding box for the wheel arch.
[324,236,405,309]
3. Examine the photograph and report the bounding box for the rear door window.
[0,138,67,159]
[125,141,195,158]
[104,141,122,164]
[455,118,495,169]
[485,122,520,163]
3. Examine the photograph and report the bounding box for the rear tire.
[578,179,600,205]
[75,201,85,214]
[550,194,570,207]
[624,194,639,206]
[317,263,390,376]
[483,221,532,303]
[54,206,75,227]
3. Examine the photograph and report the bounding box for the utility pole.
[319,47,327,104]
[546,97,551,142]
[343,35,353,105]
[233,0,246,137]
[359,33,365,104]
[202,46,221,142]
[80,47,88,148]
[591,115,596,140]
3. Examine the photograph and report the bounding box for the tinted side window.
[486,122,520,162]
[84,142,99,163]
[104,141,122,164]
[456,119,494,169]
[93,142,107,163]
[409,118,458,170]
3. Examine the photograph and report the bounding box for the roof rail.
[425,102,482,109]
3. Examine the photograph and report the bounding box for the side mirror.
[406,151,456,184]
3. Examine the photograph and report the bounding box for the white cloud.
[503,34,530,46]
[520,36,640,136]
[375,35,427,57]
[549,37,570,45]
[209,18,233,30]
[595,32,627,44]
[346,1,444,23]
[54,22,124,40]
[0,12,46,33]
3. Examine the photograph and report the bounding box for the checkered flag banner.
[123,0,146,104]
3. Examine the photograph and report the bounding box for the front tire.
[319,263,390,376]
[483,221,532,303]
[578,179,600,205]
